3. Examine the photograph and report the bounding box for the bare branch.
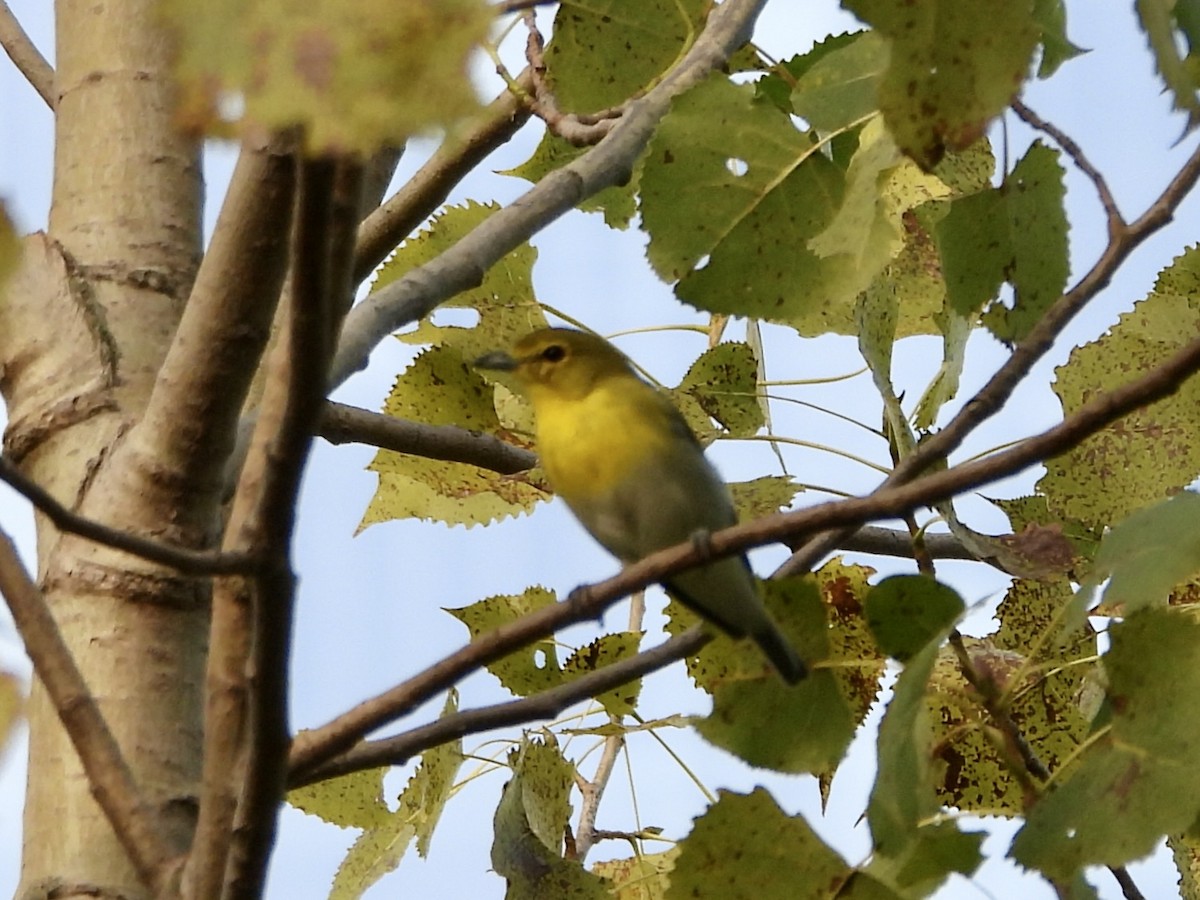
[291,332,1200,778]
[0,529,181,891]
[1011,99,1124,238]
[289,630,707,787]
[778,137,1200,577]
[223,158,364,900]
[318,400,537,473]
[133,135,296,519]
[352,72,534,285]
[329,0,773,389]
[0,456,256,576]
[521,13,623,146]
[0,0,54,108]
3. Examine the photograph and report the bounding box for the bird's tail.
[752,621,807,685]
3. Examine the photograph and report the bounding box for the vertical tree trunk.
[4,0,206,895]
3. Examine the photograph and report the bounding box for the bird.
[474,327,806,684]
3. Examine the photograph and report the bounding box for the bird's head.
[474,328,635,401]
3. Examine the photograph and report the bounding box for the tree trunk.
[3,0,207,895]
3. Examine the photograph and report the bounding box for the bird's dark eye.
[541,344,566,362]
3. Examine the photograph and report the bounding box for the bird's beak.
[473,350,518,371]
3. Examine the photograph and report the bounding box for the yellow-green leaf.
[162,0,491,152]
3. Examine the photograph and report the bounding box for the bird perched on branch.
[475,327,805,684]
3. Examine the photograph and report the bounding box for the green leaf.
[446,587,564,694]
[332,821,418,898]
[1012,609,1200,879]
[544,0,708,112]
[592,849,678,899]
[160,0,490,152]
[1038,246,1200,527]
[844,0,1040,166]
[361,344,547,529]
[492,738,608,900]
[641,75,857,334]
[502,132,639,228]
[310,693,465,897]
[1086,491,1200,617]
[402,693,465,857]
[561,631,644,717]
[287,767,389,830]
[1136,0,1200,124]
[865,575,963,661]
[866,821,985,895]
[697,669,856,773]
[670,342,764,441]
[755,33,864,114]
[938,141,1069,340]
[728,476,804,521]
[869,639,939,854]
[1032,0,1086,77]
[808,117,940,298]
[667,789,851,900]
[682,576,856,773]
[817,561,888,766]
[790,31,887,132]
[380,202,545,360]
[912,306,971,429]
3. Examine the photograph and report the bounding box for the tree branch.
[290,331,1200,779]
[289,629,707,787]
[1011,99,1123,238]
[0,456,256,575]
[352,70,534,286]
[0,0,54,108]
[778,136,1200,577]
[317,400,537,473]
[328,0,772,389]
[520,13,623,146]
[126,134,296,532]
[222,158,363,900]
[0,529,180,891]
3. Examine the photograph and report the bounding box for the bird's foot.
[688,528,715,561]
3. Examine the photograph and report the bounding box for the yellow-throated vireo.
[475,327,805,684]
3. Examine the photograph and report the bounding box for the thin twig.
[0,529,181,891]
[1011,99,1124,239]
[0,0,54,108]
[777,136,1200,578]
[1108,865,1148,900]
[520,12,623,146]
[575,589,646,859]
[290,334,1200,779]
[289,629,707,786]
[0,456,256,576]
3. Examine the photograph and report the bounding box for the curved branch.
[289,629,707,787]
[289,334,1200,779]
[328,0,772,389]
[0,0,53,108]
